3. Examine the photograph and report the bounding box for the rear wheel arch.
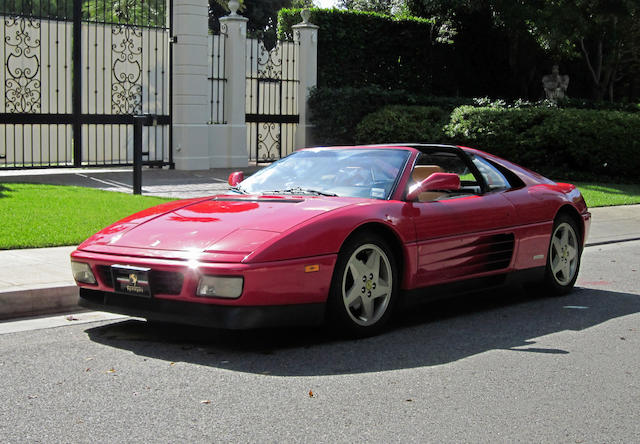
[555,205,585,244]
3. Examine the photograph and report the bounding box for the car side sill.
[400,267,546,308]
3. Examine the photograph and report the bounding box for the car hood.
[79,195,358,256]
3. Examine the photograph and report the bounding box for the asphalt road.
[1,240,638,443]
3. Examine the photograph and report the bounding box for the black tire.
[544,214,582,296]
[327,232,399,337]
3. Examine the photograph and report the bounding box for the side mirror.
[406,172,460,201]
[228,171,244,187]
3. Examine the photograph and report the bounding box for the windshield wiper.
[261,187,338,197]
[229,186,247,194]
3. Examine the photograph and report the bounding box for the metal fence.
[0,0,172,168]
[245,37,298,162]
[208,32,226,125]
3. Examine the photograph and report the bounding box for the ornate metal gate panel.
[0,0,172,169]
[245,37,298,162]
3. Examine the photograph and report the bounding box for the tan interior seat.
[412,165,444,182]
[411,165,446,202]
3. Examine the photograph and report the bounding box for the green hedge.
[557,98,640,113]
[354,105,449,145]
[446,106,640,181]
[308,86,472,145]
[307,85,640,182]
[278,8,437,91]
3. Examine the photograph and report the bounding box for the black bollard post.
[133,115,145,195]
[132,115,159,194]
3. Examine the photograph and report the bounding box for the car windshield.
[235,148,410,199]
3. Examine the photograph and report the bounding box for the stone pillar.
[172,0,209,170]
[293,10,319,150]
[215,3,249,168]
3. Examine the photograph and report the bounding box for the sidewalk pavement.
[0,166,263,320]
[1,167,639,321]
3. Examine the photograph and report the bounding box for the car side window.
[470,155,511,191]
[411,151,482,202]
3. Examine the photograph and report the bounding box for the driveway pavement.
[0,165,263,198]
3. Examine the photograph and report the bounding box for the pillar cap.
[301,8,311,23]
[219,14,249,23]
[220,1,248,23]
[292,22,319,30]
[228,0,240,15]
[293,8,318,29]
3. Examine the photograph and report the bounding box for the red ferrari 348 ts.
[71,144,590,335]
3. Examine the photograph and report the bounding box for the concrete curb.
[0,285,80,321]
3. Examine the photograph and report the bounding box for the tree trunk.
[592,85,606,101]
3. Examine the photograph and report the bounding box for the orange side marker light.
[304,264,320,273]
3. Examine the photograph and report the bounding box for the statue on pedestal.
[542,65,570,101]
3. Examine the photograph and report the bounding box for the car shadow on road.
[84,286,640,376]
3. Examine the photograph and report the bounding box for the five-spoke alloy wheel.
[545,214,582,295]
[329,233,398,336]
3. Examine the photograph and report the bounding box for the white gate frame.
[172,1,317,170]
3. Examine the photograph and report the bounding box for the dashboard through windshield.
[235,148,410,200]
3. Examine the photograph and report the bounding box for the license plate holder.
[111,265,152,298]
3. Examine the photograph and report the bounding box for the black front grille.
[150,270,184,295]
[96,265,114,287]
[96,265,183,295]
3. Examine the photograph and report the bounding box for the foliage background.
[1,0,167,26]
[279,4,640,102]
[278,8,438,92]
[307,86,472,145]
[337,102,640,182]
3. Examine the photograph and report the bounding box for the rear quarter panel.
[501,184,587,271]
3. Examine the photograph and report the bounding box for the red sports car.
[71,144,590,335]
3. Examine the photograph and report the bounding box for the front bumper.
[71,249,337,328]
[79,288,325,329]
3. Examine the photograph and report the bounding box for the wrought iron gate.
[245,37,298,162]
[0,0,172,169]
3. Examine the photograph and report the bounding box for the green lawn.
[0,183,173,249]
[0,181,638,250]
[573,182,640,208]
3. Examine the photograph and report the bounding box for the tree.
[529,0,640,101]
[338,0,396,15]
[1,0,166,26]
[406,0,545,98]
[1,0,73,17]
[209,0,315,49]
[82,0,167,26]
[210,0,313,34]
[407,0,640,100]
